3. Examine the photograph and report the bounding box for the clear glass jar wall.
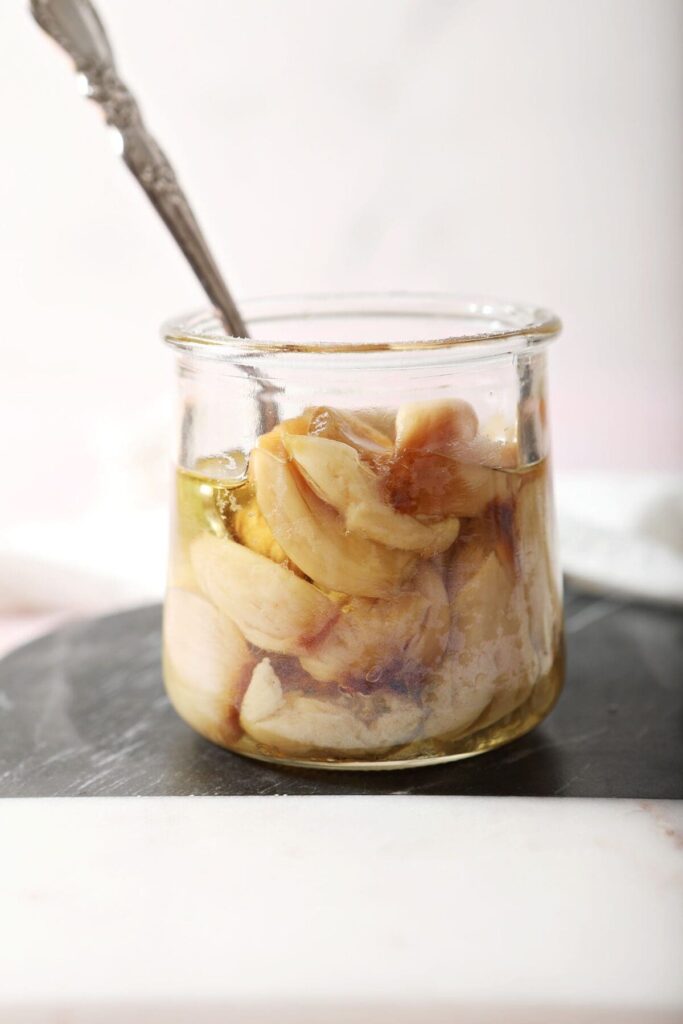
[163,295,564,769]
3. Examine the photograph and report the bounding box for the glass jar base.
[218,658,564,772]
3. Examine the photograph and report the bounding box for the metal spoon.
[29,0,249,340]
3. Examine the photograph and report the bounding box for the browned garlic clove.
[285,433,460,554]
[163,588,255,745]
[300,563,449,686]
[252,448,416,598]
[240,659,424,756]
[191,533,339,656]
[395,399,479,454]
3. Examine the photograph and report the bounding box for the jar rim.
[162,291,561,357]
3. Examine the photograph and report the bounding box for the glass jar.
[162,293,563,769]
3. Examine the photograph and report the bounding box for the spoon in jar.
[29,0,249,339]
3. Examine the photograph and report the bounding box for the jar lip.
[162,291,561,357]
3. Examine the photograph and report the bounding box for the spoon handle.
[30,0,249,339]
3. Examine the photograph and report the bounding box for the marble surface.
[1,589,682,1021]
[0,796,682,1022]
[0,588,681,798]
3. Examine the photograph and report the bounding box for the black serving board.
[0,587,681,798]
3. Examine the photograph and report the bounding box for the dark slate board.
[0,587,681,798]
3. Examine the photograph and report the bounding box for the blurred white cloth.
[556,472,683,607]
[0,408,170,617]
[0,508,167,614]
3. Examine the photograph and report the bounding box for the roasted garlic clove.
[252,447,416,598]
[423,552,504,738]
[257,413,313,458]
[450,549,509,643]
[353,407,397,440]
[300,562,449,686]
[386,399,522,519]
[470,559,538,730]
[191,533,339,656]
[308,406,394,456]
[446,521,495,602]
[404,560,451,667]
[421,655,498,741]
[395,399,479,454]
[285,434,460,554]
[424,550,538,738]
[395,399,520,470]
[467,435,520,470]
[515,471,562,676]
[240,660,424,756]
[447,499,519,598]
[239,657,286,723]
[163,588,255,745]
[383,449,509,518]
[299,591,427,685]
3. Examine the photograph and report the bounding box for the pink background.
[0,1,681,653]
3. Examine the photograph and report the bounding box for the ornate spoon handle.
[30,0,249,339]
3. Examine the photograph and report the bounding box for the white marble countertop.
[2,796,682,1022]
